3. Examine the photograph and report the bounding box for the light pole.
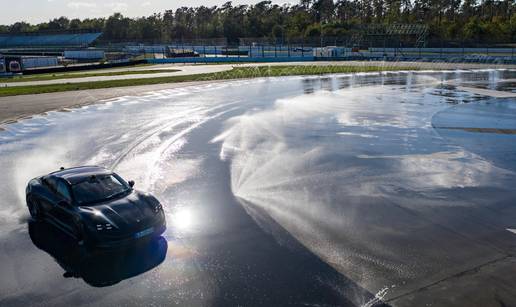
[320,21,324,47]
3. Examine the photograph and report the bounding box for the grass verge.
[0,65,417,97]
[2,69,180,83]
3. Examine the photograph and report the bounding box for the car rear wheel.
[27,196,42,220]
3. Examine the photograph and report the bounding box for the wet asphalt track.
[0,70,516,306]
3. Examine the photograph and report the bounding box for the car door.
[52,179,76,234]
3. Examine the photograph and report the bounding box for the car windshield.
[72,174,129,205]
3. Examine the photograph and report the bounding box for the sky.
[2,0,294,25]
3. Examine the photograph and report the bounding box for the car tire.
[27,195,42,220]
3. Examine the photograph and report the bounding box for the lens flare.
[170,207,194,231]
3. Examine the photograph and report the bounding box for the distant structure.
[0,31,104,73]
[0,32,102,48]
[362,24,429,48]
[341,24,429,49]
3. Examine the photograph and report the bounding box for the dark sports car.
[26,166,166,248]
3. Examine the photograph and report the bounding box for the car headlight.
[96,223,114,231]
[153,203,163,214]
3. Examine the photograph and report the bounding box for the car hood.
[79,191,158,230]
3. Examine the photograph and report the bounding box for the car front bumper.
[93,223,166,249]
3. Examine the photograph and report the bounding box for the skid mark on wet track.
[109,100,243,170]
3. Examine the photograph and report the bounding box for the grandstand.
[0,32,101,48]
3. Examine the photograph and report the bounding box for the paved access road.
[1,70,516,306]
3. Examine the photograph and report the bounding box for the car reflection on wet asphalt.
[28,220,167,287]
[0,69,516,306]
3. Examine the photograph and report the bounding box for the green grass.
[0,65,418,97]
[1,69,180,83]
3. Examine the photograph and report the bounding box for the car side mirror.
[128,180,135,188]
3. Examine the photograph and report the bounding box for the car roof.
[48,166,113,185]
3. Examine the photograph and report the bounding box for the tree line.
[0,0,514,45]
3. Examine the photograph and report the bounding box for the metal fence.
[121,44,516,64]
[94,35,515,49]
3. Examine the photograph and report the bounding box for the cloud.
[104,2,128,11]
[141,1,151,7]
[67,2,97,9]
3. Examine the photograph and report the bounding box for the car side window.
[56,180,72,202]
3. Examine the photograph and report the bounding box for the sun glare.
[170,207,194,231]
